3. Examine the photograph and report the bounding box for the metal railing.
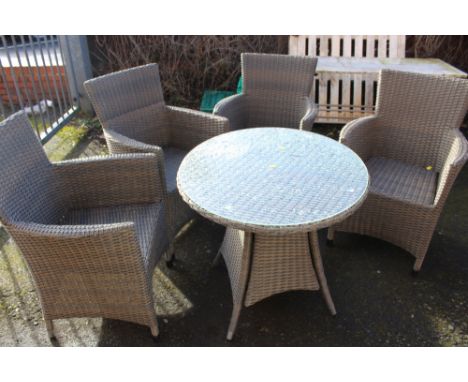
[0,35,79,143]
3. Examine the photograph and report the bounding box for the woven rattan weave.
[84,64,229,244]
[0,112,170,340]
[329,70,468,272]
[214,53,318,131]
[177,128,369,339]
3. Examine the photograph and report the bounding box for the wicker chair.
[213,53,318,130]
[0,112,169,340]
[84,64,229,257]
[328,70,468,272]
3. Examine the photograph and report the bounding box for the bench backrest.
[289,35,406,58]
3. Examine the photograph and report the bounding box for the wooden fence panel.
[289,35,406,123]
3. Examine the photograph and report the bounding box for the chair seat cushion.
[163,146,188,193]
[366,156,437,206]
[62,203,167,269]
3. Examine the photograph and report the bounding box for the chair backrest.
[85,63,165,121]
[374,70,468,168]
[289,35,406,58]
[241,53,317,128]
[242,53,317,97]
[0,112,63,226]
[84,64,170,145]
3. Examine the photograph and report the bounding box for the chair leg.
[45,319,56,341]
[165,244,175,268]
[149,314,159,340]
[211,250,222,268]
[309,231,337,316]
[226,303,243,341]
[326,227,335,247]
[413,257,425,273]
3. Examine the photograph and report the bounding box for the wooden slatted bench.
[289,35,466,124]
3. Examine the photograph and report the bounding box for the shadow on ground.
[0,122,467,346]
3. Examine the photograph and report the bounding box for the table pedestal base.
[218,228,336,340]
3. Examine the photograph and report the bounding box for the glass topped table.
[177,127,369,339]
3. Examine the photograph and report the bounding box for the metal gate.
[0,35,79,143]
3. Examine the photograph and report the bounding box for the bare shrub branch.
[89,35,287,108]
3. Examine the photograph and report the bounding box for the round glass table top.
[177,128,369,233]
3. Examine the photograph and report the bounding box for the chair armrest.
[11,220,135,238]
[53,153,166,209]
[103,128,163,155]
[339,116,379,161]
[299,97,318,131]
[8,220,149,282]
[434,131,468,206]
[167,106,229,150]
[213,94,247,131]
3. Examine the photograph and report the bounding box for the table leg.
[227,304,242,341]
[308,231,336,316]
[226,231,254,340]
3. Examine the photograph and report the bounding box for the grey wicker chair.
[213,53,318,131]
[0,112,169,340]
[84,64,229,261]
[328,70,468,272]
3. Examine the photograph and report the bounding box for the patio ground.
[0,119,467,346]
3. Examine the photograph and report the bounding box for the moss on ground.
[44,113,106,162]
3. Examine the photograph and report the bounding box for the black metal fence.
[0,35,78,143]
